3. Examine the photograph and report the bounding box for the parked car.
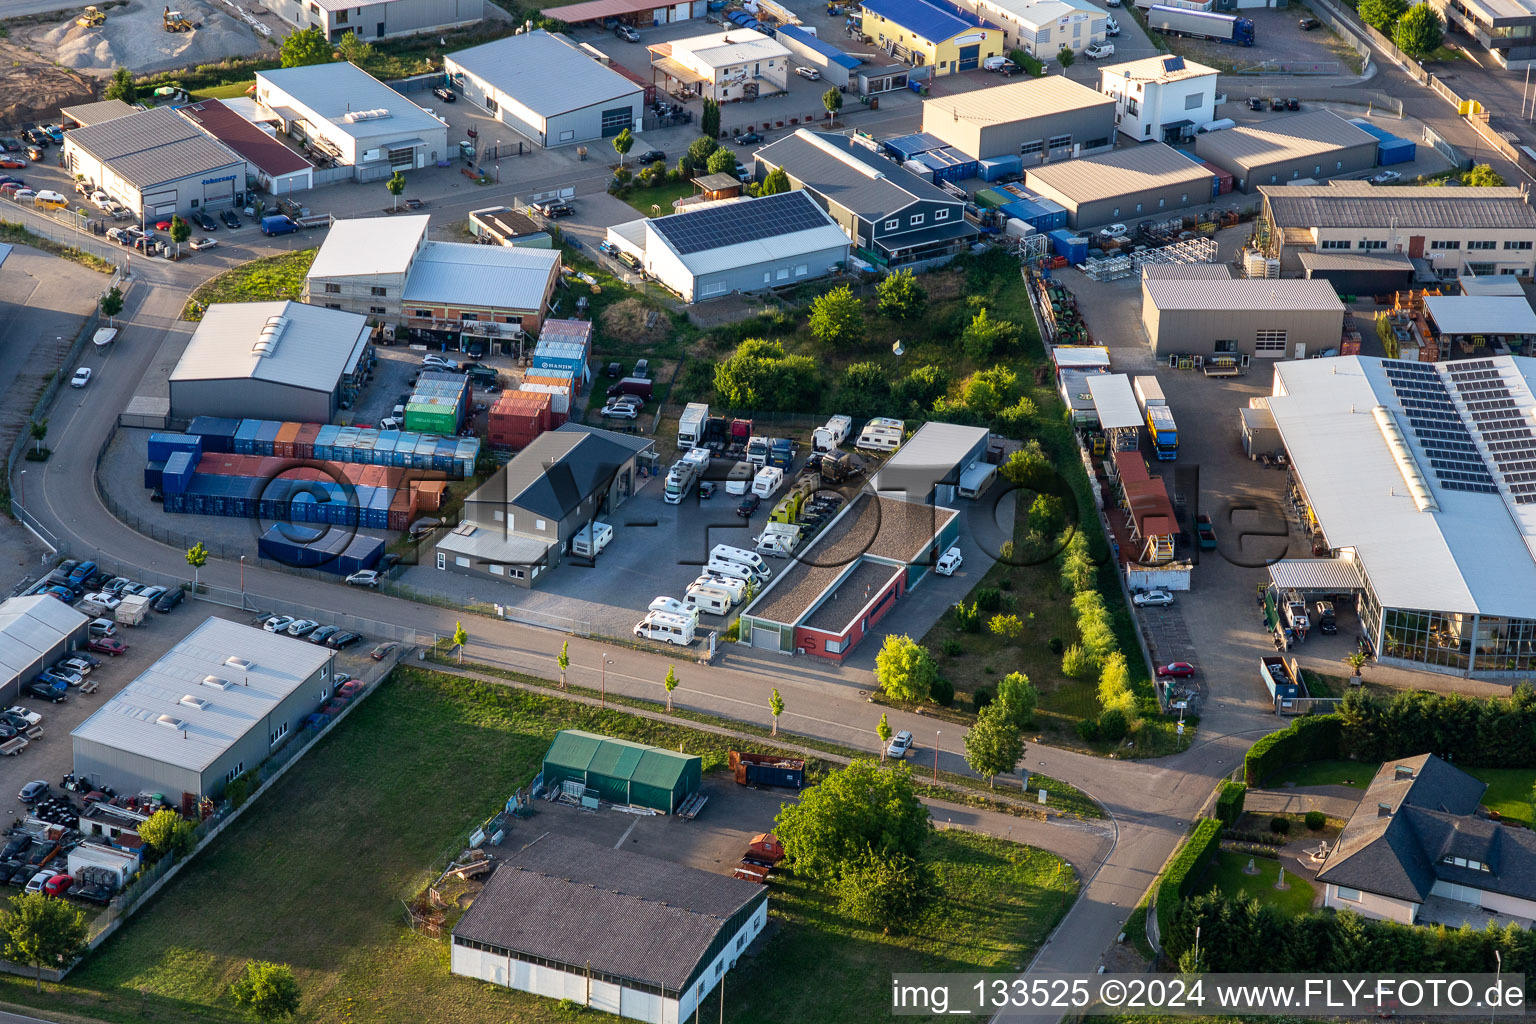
[601,401,639,419]
[345,570,381,587]
[1299,15,1320,28]
[70,367,92,388]
[737,493,761,517]
[6,707,42,727]
[285,619,319,637]
[0,159,26,170]
[103,577,134,594]
[432,85,456,102]
[632,358,649,378]
[327,631,362,650]
[886,730,914,759]
[88,616,116,635]
[1098,223,1128,238]
[263,615,294,633]
[535,201,575,218]
[138,585,167,603]
[153,588,184,612]
[40,668,80,688]
[87,637,126,656]
[191,210,217,231]
[189,237,218,250]
[1247,96,1265,111]
[42,586,76,604]
[24,681,67,701]
[421,354,460,370]
[794,66,821,80]
[19,781,48,802]
[1370,169,1402,185]
[1157,662,1196,678]
[635,149,666,166]
[1285,97,1300,110]
[1132,589,1175,607]
[371,642,398,661]
[309,626,340,645]
[734,131,762,145]
[23,870,59,895]
[1270,96,1285,111]
[935,546,963,576]
[221,208,241,228]
[42,873,73,896]
[615,23,640,41]
[1084,41,1114,58]
[57,657,93,677]
[335,680,365,699]
[73,883,113,904]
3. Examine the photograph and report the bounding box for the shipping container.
[147,433,203,463]
[295,422,321,461]
[882,132,946,161]
[414,479,448,512]
[519,382,571,418]
[186,417,240,453]
[1198,159,1233,194]
[977,154,1024,182]
[258,525,383,575]
[1048,228,1089,264]
[274,422,301,459]
[255,420,282,456]
[145,460,165,491]
[162,451,196,494]
[1377,137,1415,165]
[234,419,262,454]
[1000,196,1069,233]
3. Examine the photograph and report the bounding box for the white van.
[571,520,613,558]
[692,573,746,601]
[708,544,771,581]
[752,466,784,499]
[634,611,696,645]
[756,533,799,558]
[725,461,755,496]
[649,595,700,621]
[1197,118,1236,134]
[684,584,732,616]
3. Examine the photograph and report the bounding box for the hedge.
[1154,817,1222,946]
[1243,714,1343,786]
[1214,780,1246,826]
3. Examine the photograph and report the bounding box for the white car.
[84,591,121,610]
[23,869,58,895]
[887,730,914,759]
[89,190,112,208]
[46,667,83,688]
[189,237,218,250]
[1099,223,1128,238]
[1369,170,1402,185]
[345,570,380,587]
[285,619,319,637]
[602,403,640,419]
[421,354,460,370]
[794,66,821,80]
[58,657,94,676]
[6,706,42,727]
[935,546,963,576]
[263,615,294,633]
[1132,589,1175,607]
[70,367,92,388]
[1084,41,1115,58]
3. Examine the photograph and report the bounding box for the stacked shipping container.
[488,391,553,449]
[183,419,479,478]
[405,371,471,436]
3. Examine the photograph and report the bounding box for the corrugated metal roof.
[1296,250,1414,272]
[256,62,447,141]
[1461,276,1528,296]
[869,421,988,496]
[540,0,666,21]
[1100,53,1217,84]
[178,98,312,176]
[1267,557,1363,591]
[308,215,428,278]
[1194,110,1376,170]
[860,0,998,42]
[1086,374,1142,429]
[401,242,560,311]
[171,301,371,393]
[925,76,1112,127]
[1263,184,1536,230]
[65,106,243,190]
[1424,295,1536,336]
[756,130,965,222]
[776,25,863,69]
[1051,345,1110,368]
[1026,142,1214,205]
[0,595,86,679]
[1144,277,1344,312]
[977,0,1102,28]
[433,524,554,567]
[69,617,334,774]
[60,98,141,127]
[445,31,642,119]
[1141,262,1230,280]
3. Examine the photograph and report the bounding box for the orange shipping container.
[274,422,302,459]
[413,480,448,512]
[295,422,322,460]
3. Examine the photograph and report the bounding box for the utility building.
[178,98,314,195]
[868,421,990,503]
[1098,54,1218,144]
[540,730,701,812]
[648,28,790,102]
[62,106,247,221]
[1194,110,1378,192]
[921,76,1115,161]
[1024,142,1216,229]
[1141,269,1344,359]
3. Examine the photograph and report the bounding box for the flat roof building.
[1141,270,1344,358]
[1297,250,1415,296]
[1024,142,1216,229]
[71,617,338,802]
[62,106,247,221]
[648,28,791,102]
[964,0,1109,57]
[170,301,372,423]
[921,76,1115,161]
[446,31,645,148]
[869,421,990,504]
[776,24,863,87]
[858,0,1004,75]
[0,595,88,704]
[1426,0,1536,70]
[1194,110,1378,192]
[261,0,482,42]
[178,98,314,195]
[1098,54,1218,144]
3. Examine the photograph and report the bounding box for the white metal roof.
[0,595,86,679]
[401,242,561,311]
[1026,142,1215,205]
[64,106,244,190]
[1194,110,1376,169]
[1051,345,1111,369]
[171,301,371,393]
[1269,355,1536,617]
[1460,277,1528,297]
[1086,373,1142,429]
[70,617,334,774]
[978,0,1103,27]
[445,30,642,118]
[1099,53,1218,84]
[869,421,989,495]
[1143,277,1344,313]
[1424,295,1536,337]
[924,75,1112,126]
[664,28,789,69]
[308,215,429,279]
[255,62,446,141]
[1267,557,1364,592]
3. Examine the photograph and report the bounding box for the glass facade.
[1358,555,1536,675]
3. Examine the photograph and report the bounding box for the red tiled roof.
[178,99,311,178]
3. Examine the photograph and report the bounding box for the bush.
[973,686,993,712]
[1098,707,1129,742]
[952,601,982,633]
[1269,816,1291,835]
[1243,714,1344,785]
[1154,818,1223,945]
[1075,718,1101,742]
[1061,643,1094,678]
[1048,637,1064,655]
[1215,781,1247,826]
[974,587,1002,613]
[987,613,1023,640]
[1305,810,1326,831]
[930,676,955,707]
[942,639,963,657]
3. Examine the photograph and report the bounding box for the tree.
[706,147,737,175]
[663,664,678,712]
[759,166,791,196]
[875,634,936,703]
[892,364,948,416]
[1393,3,1443,57]
[1358,0,1407,31]
[684,135,718,176]
[713,339,824,411]
[1345,651,1366,678]
[822,87,843,124]
[701,98,720,140]
[987,613,1022,640]
[1001,440,1052,492]
[557,641,569,689]
[876,268,926,321]
[962,307,1020,362]
[1057,46,1075,69]
[1028,493,1064,536]
[832,849,927,931]
[808,284,864,348]
[28,419,47,456]
[960,364,1018,420]
[185,541,207,587]
[100,285,123,325]
[105,66,138,104]
[965,701,1025,787]
[230,960,301,1023]
[769,687,784,735]
[336,31,375,66]
[995,671,1038,730]
[169,214,191,257]
[773,759,929,878]
[386,171,406,212]
[0,892,88,991]
[877,712,893,762]
[612,127,634,167]
[1463,163,1505,187]
[280,26,332,68]
[139,808,182,854]
[1097,651,1136,716]
[834,361,892,421]
[452,621,467,664]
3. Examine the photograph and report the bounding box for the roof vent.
[1377,802,1393,817]
[156,714,186,730]
[225,657,252,670]
[203,675,231,690]
[1394,765,1415,780]
[179,695,209,710]
[252,315,288,358]
[1372,406,1439,513]
[343,107,391,123]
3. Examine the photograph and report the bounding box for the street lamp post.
[933,729,940,783]
[601,655,613,709]
[494,140,501,183]
[239,555,245,592]
[1492,950,1502,1024]
[16,469,25,510]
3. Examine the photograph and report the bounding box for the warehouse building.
[71,617,338,802]
[648,28,790,102]
[170,301,372,423]
[436,424,654,585]
[452,834,766,1023]
[446,31,645,147]
[739,493,959,661]
[60,98,140,128]
[262,0,482,42]
[255,62,449,181]
[869,421,991,504]
[1269,354,1536,678]
[305,216,563,349]
[1024,142,1216,230]
[63,106,247,222]
[776,25,863,87]
[541,730,701,812]
[540,0,705,26]
[0,595,89,703]
[1194,110,1377,192]
[1141,266,1343,358]
[859,0,1003,74]
[606,191,849,302]
[1425,0,1536,70]
[967,0,1108,57]
[1259,183,1536,280]
[1297,250,1414,296]
[178,99,314,195]
[1098,54,1218,144]
[921,76,1115,162]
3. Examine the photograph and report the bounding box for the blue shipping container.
[255,420,281,456]
[145,461,165,491]
[234,419,262,454]
[1048,228,1088,264]
[186,417,240,453]
[162,451,196,494]
[1377,137,1415,165]
[977,154,1024,182]
[147,433,203,463]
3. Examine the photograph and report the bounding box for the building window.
[1215,339,1238,353]
[885,219,898,230]
[1184,92,1202,110]
[910,213,924,226]
[455,556,470,567]
[270,721,289,745]
[1254,329,1288,354]
[224,762,245,783]
[1335,886,1362,902]
[1144,124,1152,137]
[1359,239,1386,250]
[490,564,504,575]
[324,283,340,294]
[371,286,387,296]
[369,306,386,314]
[1468,240,1497,250]
[1431,240,1461,250]
[795,264,808,276]
[934,208,949,221]
[535,519,547,530]
[1135,203,1143,213]
[1320,240,1351,250]
[511,567,526,579]
[414,309,432,317]
[325,303,341,310]
[1047,134,1071,150]
[1158,198,1166,208]
[1505,240,1533,250]
[1180,193,1188,203]
[1126,97,1140,115]
[1467,262,1496,276]
[493,510,504,521]
[1020,140,1043,156]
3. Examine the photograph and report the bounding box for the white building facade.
[967,0,1108,56]
[1098,54,1218,143]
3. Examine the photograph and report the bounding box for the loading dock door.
[142,189,176,214]
[201,176,235,208]
[957,44,980,70]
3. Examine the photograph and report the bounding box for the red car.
[1157,662,1195,678]
[154,219,172,230]
[0,159,26,170]
[88,637,128,656]
[42,873,73,896]
[335,681,364,699]
[318,698,349,716]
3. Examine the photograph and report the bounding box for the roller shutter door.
[142,189,177,215]
[201,176,235,209]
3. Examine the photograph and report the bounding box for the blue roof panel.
[776,24,863,69]
[859,0,996,43]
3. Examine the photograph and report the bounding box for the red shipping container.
[274,422,302,459]
[387,488,417,532]
[294,423,321,461]
[413,480,447,512]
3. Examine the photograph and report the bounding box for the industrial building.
[254,62,449,181]
[541,730,701,812]
[446,31,646,148]
[775,25,863,87]
[1194,110,1378,192]
[436,424,654,585]
[1098,54,1218,144]
[648,28,790,102]
[1425,0,1536,70]
[451,834,766,1023]
[169,301,372,423]
[1259,183,1536,280]
[739,493,959,661]
[305,216,562,349]
[539,0,705,26]
[920,76,1115,162]
[859,0,1002,74]
[1141,269,1344,358]
[869,422,991,503]
[755,129,977,269]
[177,99,314,195]
[1024,142,1216,230]
[62,106,247,221]
[0,595,88,704]
[261,0,482,42]
[605,191,850,302]
[71,617,338,802]
[1266,353,1536,678]
[60,98,140,128]
[966,0,1109,57]
[1297,250,1415,296]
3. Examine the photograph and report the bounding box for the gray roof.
[755,129,962,222]
[434,523,553,567]
[171,301,371,392]
[465,426,642,522]
[554,420,656,454]
[870,421,990,497]
[60,98,141,127]
[1141,262,1231,280]
[445,30,642,118]
[256,62,447,142]
[453,834,764,992]
[0,595,86,680]
[401,242,560,312]
[1194,110,1376,171]
[923,75,1112,126]
[308,216,429,278]
[1264,183,1536,230]
[64,106,243,190]
[1144,277,1344,313]
[70,617,334,774]
[1297,249,1415,273]
[1025,142,1215,205]
[1265,557,1362,592]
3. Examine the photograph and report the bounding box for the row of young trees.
[1337,684,1536,767]
[1357,0,1444,57]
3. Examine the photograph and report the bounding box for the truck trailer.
[1133,375,1166,413]
[678,403,708,448]
[1146,405,1179,460]
[1146,5,1254,44]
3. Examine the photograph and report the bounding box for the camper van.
[684,583,732,616]
[756,523,802,558]
[813,414,852,452]
[692,573,746,601]
[649,595,700,621]
[571,521,613,558]
[725,461,755,496]
[634,611,696,645]
[855,419,905,453]
[957,462,997,499]
[709,544,771,582]
[752,466,784,499]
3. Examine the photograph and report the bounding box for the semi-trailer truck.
[1146,5,1254,44]
[1146,405,1179,460]
[678,403,708,448]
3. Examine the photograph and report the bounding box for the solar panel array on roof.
[649,192,832,256]
[1446,359,1536,505]
[1162,55,1184,71]
[1382,360,1497,495]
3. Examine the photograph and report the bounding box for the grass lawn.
[1200,851,1317,918]
[24,668,1074,1024]
[181,248,317,321]
[0,220,114,273]
[190,80,254,100]
[1468,767,1536,826]
[620,180,694,217]
[1264,759,1375,790]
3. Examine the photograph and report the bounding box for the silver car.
[887,730,914,759]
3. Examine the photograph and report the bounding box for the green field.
[181,248,317,321]
[1468,767,1536,826]
[1265,759,1375,790]
[189,80,254,100]
[19,669,1076,1024]
[1200,851,1318,918]
[620,180,694,217]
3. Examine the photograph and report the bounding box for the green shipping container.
[404,404,459,436]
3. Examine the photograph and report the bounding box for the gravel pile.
[41,0,269,73]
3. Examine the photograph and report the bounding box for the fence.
[1421,122,1473,171]
[1,196,129,267]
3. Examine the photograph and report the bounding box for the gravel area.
[35,0,271,74]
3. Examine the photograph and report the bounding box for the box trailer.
[678,403,709,448]
[1133,375,1166,412]
[1147,5,1254,44]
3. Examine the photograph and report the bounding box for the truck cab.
[767,437,795,469]
[746,435,770,466]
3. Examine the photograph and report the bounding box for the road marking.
[614,817,638,849]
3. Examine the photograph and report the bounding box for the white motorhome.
[684,584,732,615]
[571,520,613,557]
[813,414,852,452]
[725,461,755,496]
[634,611,696,645]
[709,544,771,581]
[957,463,997,499]
[752,466,784,498]
[691,573,746,601]
[649,596,700,621]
